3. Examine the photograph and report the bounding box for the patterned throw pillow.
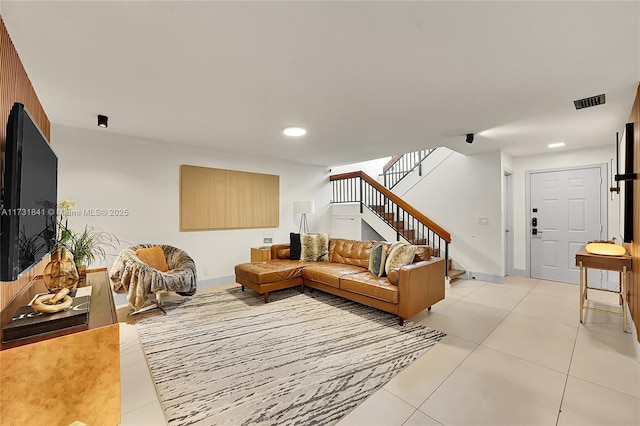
[290,233,302,260]
[384,242,417,276]
[135,246,169,272]
[368,243,388,277]
[300,233,330,262]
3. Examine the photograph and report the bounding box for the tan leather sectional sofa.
[234,238,445,325]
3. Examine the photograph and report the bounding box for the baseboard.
[510,269,529,278]
[197,275,237,290]
[467,272,504,284]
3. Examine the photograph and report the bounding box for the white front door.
[530,167,603,285]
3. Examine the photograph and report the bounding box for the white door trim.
[504,169,514,276]
[525,163,608,280]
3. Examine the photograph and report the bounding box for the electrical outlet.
[203,267,210,277]
[263,234,273,245]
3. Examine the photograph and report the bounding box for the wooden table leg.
[622,266,628,333]
[579,261,584,323]
[619,271,623,306]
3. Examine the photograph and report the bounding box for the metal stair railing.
[330,170,451,276]
[382,148,435,189]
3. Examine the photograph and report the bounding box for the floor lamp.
[294,201,315,233]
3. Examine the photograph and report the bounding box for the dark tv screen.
[1,103,58,281]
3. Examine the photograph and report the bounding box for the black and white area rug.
[135,287,445,426]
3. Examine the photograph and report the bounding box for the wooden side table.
[251,247,272,262]
[575,246,632,332]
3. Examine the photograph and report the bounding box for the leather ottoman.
[234,260,308,302]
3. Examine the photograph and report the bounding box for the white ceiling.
[2,1,639,167]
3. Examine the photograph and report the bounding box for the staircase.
[369,204,426,244]
[331,170,452,276]
[382,149,435,189]
[382,148,466,281]
[448,259,465,282]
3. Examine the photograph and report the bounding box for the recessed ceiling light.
[548,142,566,148]
[283,126,307,137]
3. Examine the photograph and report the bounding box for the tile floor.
[118,277,640,425]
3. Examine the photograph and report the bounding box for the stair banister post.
[396,203,401,242]
[359,176,363,214]
[445,241,449,278]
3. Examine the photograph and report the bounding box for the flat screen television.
[1,103,58,281]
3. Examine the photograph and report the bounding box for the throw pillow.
[135,246,169,272]
[384,242,417,275]
[290,233,301,260]
[413,246,433,262]
[300,233,329,262]
[368,243,388,277]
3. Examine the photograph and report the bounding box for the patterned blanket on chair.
[110,244,197,310]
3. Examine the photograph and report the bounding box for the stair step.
[371,205,386,213]
[401,229,415,240]
[448,268,465,282]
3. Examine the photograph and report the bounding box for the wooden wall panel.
[0,17,51,311]
[180,165,279,230]
[627,83,640,342]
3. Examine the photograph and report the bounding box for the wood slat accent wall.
[0,17,51,311]
[627,83,640,342]
[180,165,279,231]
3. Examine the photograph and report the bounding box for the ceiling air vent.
[574,94,606,110]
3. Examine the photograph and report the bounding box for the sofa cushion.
[290,233,302,260]
[413,245,433,262]
[387,268,400,285]
[302,263,366,288]
[368,243,388,277]
[235,260,306,284]
[277,248,291,259]
[385,243,417,275]
[300,233,329,262]
[340,272,399,304]
[329,239,376,268]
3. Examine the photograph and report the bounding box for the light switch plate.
[478,217,489,225]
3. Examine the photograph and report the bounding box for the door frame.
[504,169,514,276]
[525,163,608,280]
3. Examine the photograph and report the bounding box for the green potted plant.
[56,200,119,279]
[61,225,119,277]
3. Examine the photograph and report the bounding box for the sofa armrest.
[270,243,291,259]
[397,257,446,320]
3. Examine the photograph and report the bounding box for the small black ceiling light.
[466,133,474,143]
[97,115,108,128]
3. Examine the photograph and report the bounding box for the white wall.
[399,149,504,280]
[51,124,331,286]
[510,145,617,273]
[330,157,392,181]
